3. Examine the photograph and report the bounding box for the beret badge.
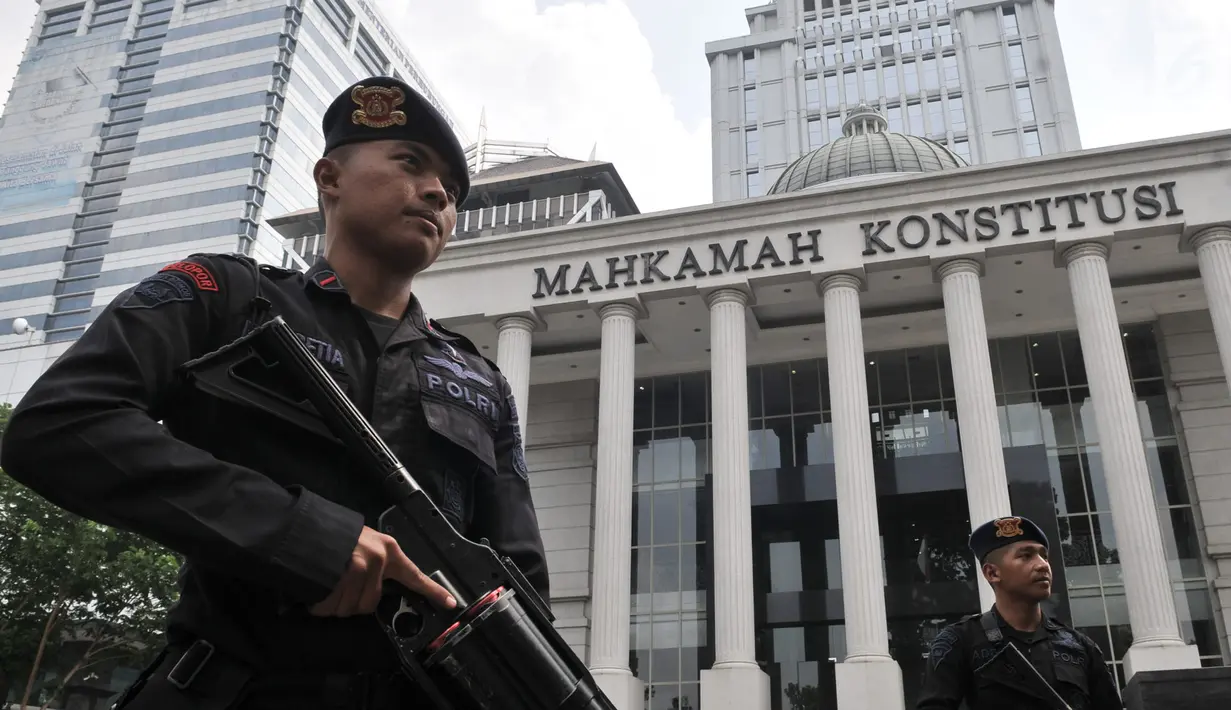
[994,517,1024,538]
[350,85,407,129]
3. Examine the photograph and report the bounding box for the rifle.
[179,316,617,710]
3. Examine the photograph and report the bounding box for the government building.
[269,110,1231,710]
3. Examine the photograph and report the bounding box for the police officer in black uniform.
[0,76,548,710]
[916,516,1122,710]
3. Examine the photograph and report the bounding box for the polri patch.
[160,261,219,292]
[121,271,195,309]
[419,356,501,426]
[423,354,494,387]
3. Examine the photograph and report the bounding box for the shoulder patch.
[928,624,962,670]
[120,271,196,310]
[507,393,530,480]
[161,261,219,292]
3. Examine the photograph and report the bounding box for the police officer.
[916,516,1122,710]
[0,76,548,709]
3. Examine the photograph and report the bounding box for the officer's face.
[984,541,1052,601]
[318,140,460,273]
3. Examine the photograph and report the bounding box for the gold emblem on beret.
[350,85,407,129]
[994,517,1024,538]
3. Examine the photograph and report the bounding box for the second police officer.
[917,516,1123,709]
[1,76,548,710]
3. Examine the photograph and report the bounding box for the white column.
[587,303,643,709]
[1191,227,1231,398]
[496,315,535,443]
[820,274,904,710]
[1062,242,1201,678]
[700,288,770,710]
[935,259,1013,611]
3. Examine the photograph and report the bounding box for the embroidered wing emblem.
[423,355,494,387]
[351,85,408,129]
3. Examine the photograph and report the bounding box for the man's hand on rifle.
[310,526,459,617]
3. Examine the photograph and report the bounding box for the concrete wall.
[524,379,600,663]
[1158,309,1231,660]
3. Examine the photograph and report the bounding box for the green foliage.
[785,682,823,710]
[0,403,182,709]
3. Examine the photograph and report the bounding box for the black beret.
[321,75,469,203]
[969,516,1049,563]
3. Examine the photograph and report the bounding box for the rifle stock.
[180,316,616,710]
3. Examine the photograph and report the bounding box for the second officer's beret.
[969,515,1049,563]
[321,75,469,203]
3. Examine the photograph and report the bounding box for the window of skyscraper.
[745,51,758,82]
[1016,85,1035,123]
[1023,128,1042,157]
[805,44,819,71]
[918,25,933,51]
[317,0,355,42]
[937,22,953,46]
[744,87,758,122]
[827,114,843,141]
[808,118,824,149]
[887,104,904,132]
[903,60,919,93]
[354,28,389,76]
[89,0,132,31]
[1001,5,1019,36]
[844,69,859,103]
[943,54,960,88]
[39,3,84,43]
[806,77,822,110]
[1009,43,1027,80]
[746,129,760,163]
[746,171,762,197]
[899,28,913,53]
[922,56,939,91]
[953,139,970,161]
[884,63,899,96]
[863,66,879,100]
[948,95,966,132]
[927,98,944,137]
[825,73,840,109]
[907,101,923,134]
[823,41,837,65]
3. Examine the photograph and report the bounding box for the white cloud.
[377,0,712,214]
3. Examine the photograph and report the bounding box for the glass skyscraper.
[0,0,460,404]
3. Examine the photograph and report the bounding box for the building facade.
[268,128,1231,710]
[0,0,457,405]
[706,0,1081,201]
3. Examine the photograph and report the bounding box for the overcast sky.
[0,0,1228,214]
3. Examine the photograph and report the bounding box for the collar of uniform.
[406,294,459,342]
[989,604,1053,640]
[305,258,348,294]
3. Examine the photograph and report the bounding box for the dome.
[768,104,969,195]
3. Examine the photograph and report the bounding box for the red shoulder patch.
[160,261,219,292]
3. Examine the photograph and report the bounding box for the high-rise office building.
[705,0,1082,201]
[0,0,460,404]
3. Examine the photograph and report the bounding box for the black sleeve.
[469,374,550,607]
[0,256,364,605]
[1084,637,1124,710]
[916,624,969,709]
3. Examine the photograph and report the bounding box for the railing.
[454,189,618,240]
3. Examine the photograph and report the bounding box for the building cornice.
[428,129,1231,271]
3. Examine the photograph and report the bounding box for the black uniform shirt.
[0,253,549,673]
[917,607,1123,710]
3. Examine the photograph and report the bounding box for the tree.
[784,682,823,710]
[0,403,181,709]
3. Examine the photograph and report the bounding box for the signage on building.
[531,181,1183,299]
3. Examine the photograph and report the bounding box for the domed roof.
[769,104,969,195]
